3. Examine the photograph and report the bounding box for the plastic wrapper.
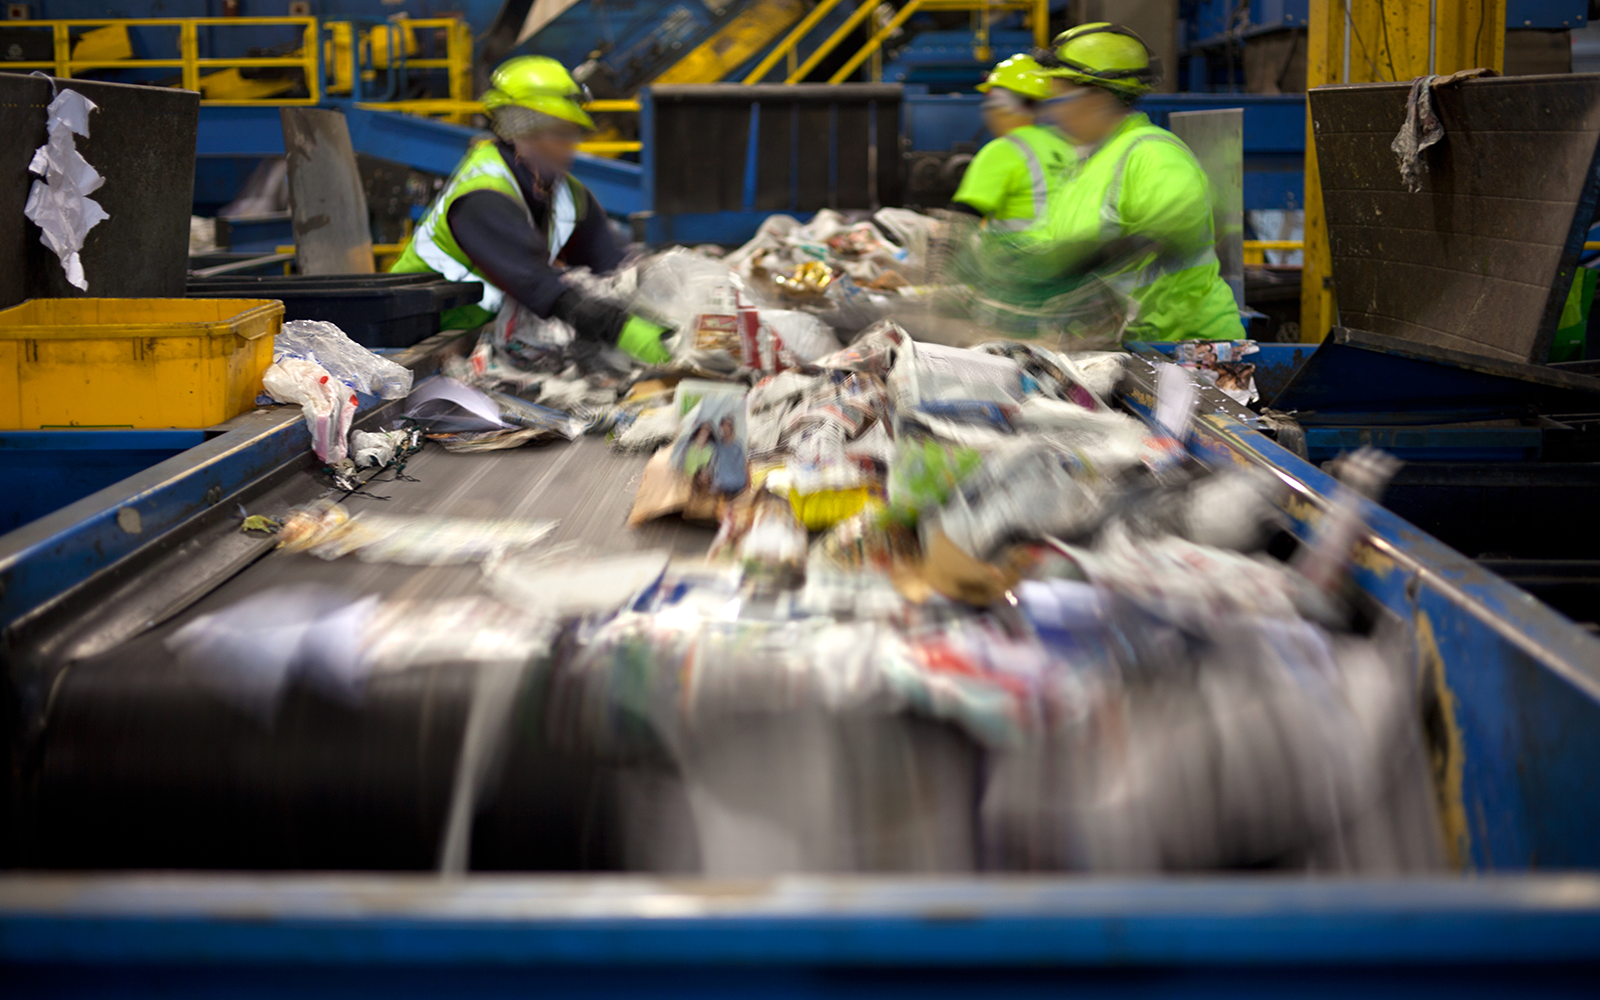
[262,357,359,463]
[1105,465,1287,553]
[275,320,413,399]
[633,249,759,349]
[1061,351,1127,401]
[350,428,413,469]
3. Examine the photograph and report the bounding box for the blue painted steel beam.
[2,874,1599,969]
[572,153,645,219]
[341,106,483,177]
[198,104,483,177]
[0,410,310,635]
[196,105,287,158]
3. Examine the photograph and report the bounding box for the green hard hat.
[977,53,1053,102]
[1042,23,1159,96]
[482,55,594,130]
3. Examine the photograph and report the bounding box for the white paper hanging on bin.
[23,89,107,291]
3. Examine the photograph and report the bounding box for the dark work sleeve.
[557,187,626,274]
[446,189,568,318]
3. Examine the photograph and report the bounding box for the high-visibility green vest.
[392,141,586,330]
[1045,113,1242,342]
[952,124,1075,231]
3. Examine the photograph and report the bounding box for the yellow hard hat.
[481,55,594,130]
[1039,23,1159,97]
[976,54,1053,102]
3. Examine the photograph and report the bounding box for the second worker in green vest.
[950,54,1074,232]
[392,56,671,364]
[1035,24,1243,342]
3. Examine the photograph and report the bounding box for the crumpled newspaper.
[24,89,107,291]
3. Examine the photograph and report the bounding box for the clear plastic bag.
[275,320,413,399]
[262,357,358,463]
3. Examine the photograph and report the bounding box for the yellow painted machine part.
[1301,0,1505,344]
[200,67,299,100]
[70,24,132,63]
[0,299,282,430]
[654,0,808,84]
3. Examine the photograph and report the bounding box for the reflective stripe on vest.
[993,132,1050,232]
[409,145,579,315]
[1097,131,1219,292]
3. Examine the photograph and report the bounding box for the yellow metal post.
[180,20,200,93]
[1301,0,1504,344]
[828,0,925,84]
[53,22,70,78]
[1034,0,1048,48]
[788,1,878,83]
[743,0,848,83]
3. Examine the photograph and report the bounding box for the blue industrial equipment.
[879,28,1036,91]
[0,430,209,534]
[639,83,901,245]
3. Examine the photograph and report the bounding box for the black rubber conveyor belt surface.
[19,436,715,872]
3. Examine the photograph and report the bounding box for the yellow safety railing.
[743,0,1049,85]
[0,17,321,104]
[326,16,473,120]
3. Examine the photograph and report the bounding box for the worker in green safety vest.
[950,54,1074,232]
[392,56,671,363]
[1035,23,1244,342]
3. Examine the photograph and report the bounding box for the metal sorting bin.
[187,274,484,349]
[0,333,1596,993]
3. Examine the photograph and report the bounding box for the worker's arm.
[949,138,1022,218]
[555,187,626,274]
[447,187,666,362]
[447,189,570,318]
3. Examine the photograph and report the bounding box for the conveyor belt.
[18,436,716,872]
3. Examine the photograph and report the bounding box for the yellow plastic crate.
[0,299,283,429]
